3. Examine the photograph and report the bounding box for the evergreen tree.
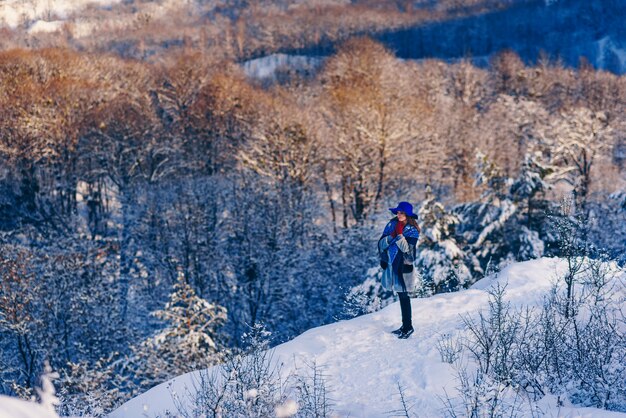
[456,153,517,269]
[459,152,553,265]
[509,152,553,260]
[509,152,551,218]
[130,270,228,392]
[416,186,475,294]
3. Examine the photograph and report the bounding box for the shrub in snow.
[56,353,125,417]
[342,267,390,318]
[390,381,418,418]
[444,259,626,413]
[543,256,626,411]
[290,359,335,418]
[442,366,536,418]
[436,333,463,365]
[172,324,335,418]
[172,323,288,418]
[275,399,299,418]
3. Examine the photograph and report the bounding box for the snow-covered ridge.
[108,258,626,418]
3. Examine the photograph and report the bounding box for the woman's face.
[397,211,407,222]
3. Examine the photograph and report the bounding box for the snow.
[275,399,298,417]
[28,20,65,34]
[474,200,517,247]
[242,53,324,81]
[0,0,121,29]
[597,36,626,71]
[108,257,626,418]
[0,395,58,418]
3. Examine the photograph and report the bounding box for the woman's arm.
[395,235,410,253]
[396,232,418,262]
[378,220,395,253]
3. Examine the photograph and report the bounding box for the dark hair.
[394,215,421,234]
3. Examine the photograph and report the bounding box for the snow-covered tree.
[475,151,511,203]
[509,152,553,259]
[175,323,290,418]
[509,152,551,222]
[320,38,414,224]
[548,107,613,217]
[36,361,60,415]
[416,186,475,294]
[343,267,390,317]
[130,270,228,391]
[0,246,41,396]
[458,151,553,268]
[456,153,517,268]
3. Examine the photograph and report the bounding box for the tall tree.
[548,107,613,218]
[320,38,413,225]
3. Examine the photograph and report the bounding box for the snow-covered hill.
[108,258,626,418]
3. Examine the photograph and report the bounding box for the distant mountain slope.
[4,0,624,74]
[263,0,625,75]
[372,0,626,73]
[108,258,626,418]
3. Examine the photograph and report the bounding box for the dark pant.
[398,292,412,330]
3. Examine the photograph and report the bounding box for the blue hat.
[389,201,416,218]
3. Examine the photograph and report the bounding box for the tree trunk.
[322,165,337,233]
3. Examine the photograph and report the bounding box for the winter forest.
[0,0,625,417]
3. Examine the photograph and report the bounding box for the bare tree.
[320,38,413,225]
[548,107,613,218]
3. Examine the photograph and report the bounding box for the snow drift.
[0,395,58,418]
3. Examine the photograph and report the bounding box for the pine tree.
[416,186,474,294]
[475,152,510,203]
[456,153,517,269]
[459,152,552,265]
[130,270,228,392]
[509,152,553,260]
[509,152,551,214]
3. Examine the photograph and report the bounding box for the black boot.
[398,326,414,339]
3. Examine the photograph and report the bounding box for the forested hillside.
[0,1,625,416]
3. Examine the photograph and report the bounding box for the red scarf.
[392,220,406,238]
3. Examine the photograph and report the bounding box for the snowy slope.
[109,258,625,418]
[0,395,58,418]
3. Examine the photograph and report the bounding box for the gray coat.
[378,220,420,293]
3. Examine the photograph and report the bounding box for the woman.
[378,201,420,339]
